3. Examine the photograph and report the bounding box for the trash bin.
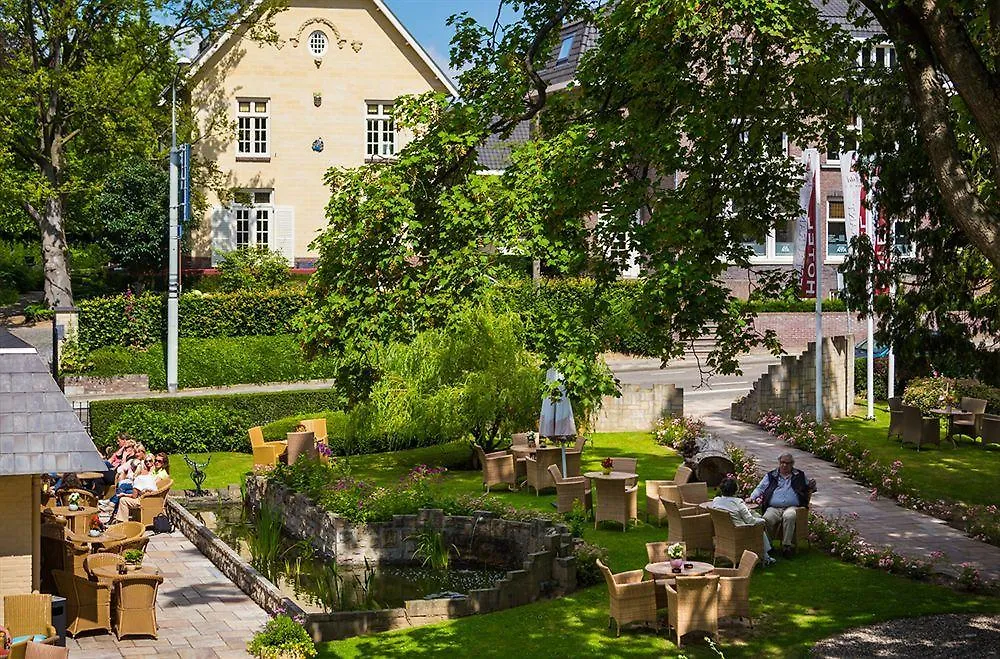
[50,595,66,647]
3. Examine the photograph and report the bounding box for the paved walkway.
[66,530,269,658]
[694,404,1000,582]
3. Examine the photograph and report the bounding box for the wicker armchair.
[52,569,112,637]
[473,444,517,493]
[901,405,940,450]
[21,642,68,659]
[608,457,638,487]
[300,418,328,442]
[105,521,145,542]
[56,488,98,508]
[112,573,164,639]
[663,499,714,557]
[593,477,638,531]
[713,550,759,625]
[61,537,91,578]
[709,508,766,567]
[249,426,287,467]
[84,552,125,581]
[547,464,592,513]
[661,482,709,507]
[597,559,657,636]
[952,397,988,442]
[128,478,172,528]
[982,414,1000,447]
[563,437,586,477]
[525,447,563,495]
[2,594,56,644]
[665,575,720,648]
[511,432,531,448]
[646,465,694,525]
[887,397,904,441]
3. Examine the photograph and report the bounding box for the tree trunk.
[38,195,74,308]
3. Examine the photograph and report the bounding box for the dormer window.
[556,36,573,64]
[309,30,328,58]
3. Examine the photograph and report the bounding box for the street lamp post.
[167,57,190,393]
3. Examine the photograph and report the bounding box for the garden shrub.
[0,240,43,293]
[855,357,889,400]
[106,405,248,454]
[903,376,1000,413]
[572,541,610,587]
[216,247,291,292]
[246,615,315,659]
[89,388,342,449]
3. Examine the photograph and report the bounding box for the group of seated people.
[45,435,170,524]
[710,452,816,564]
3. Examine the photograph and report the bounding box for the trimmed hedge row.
[89,388,342,451]
[77,289,309,351]
[855,357,889,401]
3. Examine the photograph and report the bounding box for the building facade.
[186,0,457,268]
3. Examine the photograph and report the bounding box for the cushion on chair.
[11,635,48,644]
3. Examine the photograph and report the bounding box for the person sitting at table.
[104,446,148,512]
[748,453,816,558]
[114,454,168,523]
[712,477,776,566]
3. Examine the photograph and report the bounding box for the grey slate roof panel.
[476,119,533,171]
[0,328,106,476]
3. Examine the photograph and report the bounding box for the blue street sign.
[178,143,192,225]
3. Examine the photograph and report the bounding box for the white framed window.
[233,190,274,249]
[892,219,914,258]
[237,99,269,158]
[308,30,328,58]
[827,198,848,259]
[825,114,861,166]
[861,42,896,68]
[366,102,395,157]
[556,36,573,64]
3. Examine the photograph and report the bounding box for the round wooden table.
[90,564,161,583]
[584,470,638,482]
[49,505,99,534]
[76,471,105,480]
[74,530,126,550]
[645,560,715,580]
[928,408,963,446]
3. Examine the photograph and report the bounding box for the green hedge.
[77,289,309,350]
[855,357,889,400]
[81,334,337,390]
[89,388,342,451]
[903,377,1000,413]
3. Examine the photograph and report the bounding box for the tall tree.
[0,0,279,307]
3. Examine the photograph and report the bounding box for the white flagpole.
[814,150,824,423]
[888,283,896,398]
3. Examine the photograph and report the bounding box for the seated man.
[748,453,816,558]
[711,477,776,566]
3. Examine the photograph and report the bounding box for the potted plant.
[122,548,144,570]
[247,614,316,659]
[88,514,103,537]
[66,491,81,511]
[667,542,686,571]
[601,457,614,475]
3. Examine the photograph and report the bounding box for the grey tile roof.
[476,119,533,171]
[0,328,105,476]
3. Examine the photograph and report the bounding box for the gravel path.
[812,614,1000,658]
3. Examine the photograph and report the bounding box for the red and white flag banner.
[794,148,820,297]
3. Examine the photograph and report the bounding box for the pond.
[182,502,507,613]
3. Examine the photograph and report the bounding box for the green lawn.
[829,405,1000,506]
[167,452,253,491]
[313,430,1000,657]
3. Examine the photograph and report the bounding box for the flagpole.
[887,283,896,399]
[815,151,824,423]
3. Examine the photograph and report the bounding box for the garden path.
[689,400,1000,583]
[66,529,268,658]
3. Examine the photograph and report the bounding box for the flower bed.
[756,410,1000,548]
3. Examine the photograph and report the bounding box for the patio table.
[645,560,715,580]
[74,530,126,552]
[90,564,161,583]
[49,505,98,535]
[583,471,638,482]
[928,408,962,447]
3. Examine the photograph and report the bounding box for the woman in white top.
[711,477,776,565]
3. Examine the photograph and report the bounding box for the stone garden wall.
[731,334,855,423]
[593,382,683,432]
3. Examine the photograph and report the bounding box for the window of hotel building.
[366,102,395,157]
[827,198,848,258]
[308,30,328,58]
[556,36,573,64]
[233,190,273,249]
[825,114,861,166]
[237,99,269,158]
[893,220,914,258]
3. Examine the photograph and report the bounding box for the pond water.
[183,503,507,613]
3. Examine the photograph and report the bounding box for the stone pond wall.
[175,479,578,641]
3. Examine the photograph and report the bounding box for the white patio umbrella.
[539,368,577,474]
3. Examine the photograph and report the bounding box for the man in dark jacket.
[748,453,816,558]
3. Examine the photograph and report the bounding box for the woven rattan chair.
[887,397,904,441]
[56,488,98,508]
[661,482,709,507]
[901,405,940,450]
[300,418,328,442]
[665,575,720,648]
[473,444,517,492]
[714,550,759,625]
[511,432,531,448]
[2,594,55,643]
[52,569,112,637]
[952,397,988,442]
[84,552,125,581]
[105,521,145,542]
[709,508,766,567]
[547,464,592,513]
[61,537,90,578]
[249,426,287,467]
[646,465,694,525]
[525,447,563,495]
[563,436,586,477]
[981,414,1000,447]
[112,572,164,639]
[597,559,657,636]
[593,477,638,531]
[609,457,638,487]
[22,642,68,658]
[663,499,714,557]
[129,478,172,528]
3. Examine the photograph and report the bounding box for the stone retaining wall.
[62,374,149,398]
[593,382,683,432]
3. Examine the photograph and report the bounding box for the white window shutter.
[274,205,295,266]
[210,206,235,266]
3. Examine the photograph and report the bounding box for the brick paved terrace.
[66,530,269,658]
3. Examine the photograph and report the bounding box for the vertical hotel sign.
[794,148,820,296]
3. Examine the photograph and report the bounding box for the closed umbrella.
[539,369,577,474]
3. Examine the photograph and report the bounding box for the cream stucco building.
[186,0,457,268]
